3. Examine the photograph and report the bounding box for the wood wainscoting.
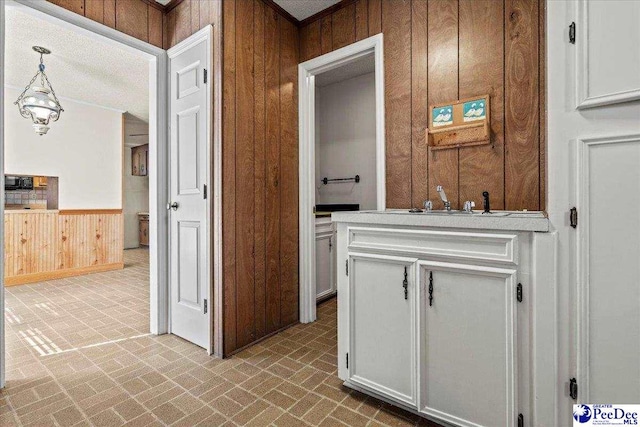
[4,210,124,286]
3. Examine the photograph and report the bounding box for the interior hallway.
[0,249,439,426]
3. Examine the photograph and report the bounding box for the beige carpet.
[1,248,439,426]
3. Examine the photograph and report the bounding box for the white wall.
[315,72,376,210]
[4,87,123,209]
[123,118,149,249]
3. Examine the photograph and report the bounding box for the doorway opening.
[0,0,169,387]
[298,34,386,324]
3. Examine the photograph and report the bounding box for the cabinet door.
[420,262,517,427]
[349,254,418,407]
[315,233,333,299]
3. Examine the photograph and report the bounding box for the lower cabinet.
[419,262,517,427]
[348,254,418,407]
[337,225,535,427]
[316,218,336,300]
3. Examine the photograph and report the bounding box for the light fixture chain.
[41,72,63,111]
[13,72,40,105]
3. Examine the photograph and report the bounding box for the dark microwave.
[5,176,33,191]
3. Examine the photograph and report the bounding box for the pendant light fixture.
[14,46,64,135]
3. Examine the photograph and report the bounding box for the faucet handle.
[424,200,433,212]
[463,200,475,213]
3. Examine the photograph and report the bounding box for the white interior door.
[167,27,212,350]
[547,0,640,420]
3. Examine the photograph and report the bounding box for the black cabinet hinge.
[346,353,349,368]
[569,377,578,400]
[345,260,348,276]
[204,299,208,314]
[570,207,578,228]
[518,414,524,427]
[517,283,523,303]
[203,184,207,199]
[204,68,208,84]
[402,266,408,300]
[569,22,576,44]
[428,271,434,307]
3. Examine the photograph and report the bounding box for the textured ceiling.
[154,0,171,5]
[5,7,150,122]
[273,0,341,21]
[315,53,375,87]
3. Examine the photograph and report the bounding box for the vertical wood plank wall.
[46,0,164,47]
[300,0,546,211]
[4,211,124,286]
[163,0,299,356]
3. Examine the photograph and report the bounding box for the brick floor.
[1,248,441,426]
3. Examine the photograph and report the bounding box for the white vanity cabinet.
[315,217,336,300]
[348,253,418,407]
[419,262,518,427]
[332,212,554,427]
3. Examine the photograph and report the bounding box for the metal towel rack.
[321,175,360,185]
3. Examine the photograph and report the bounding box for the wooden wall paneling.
[85,0,104,23]
[458,0,505,210]
[368,0,381,36]
[411,0,428,209]
[320,15,332,54]
[116,0,149,42]
[278,18,299,327]
[332,2,356,50]
[4,211,123,285]
[265,7,282,335]
[505,0,540,210]
[190,0,200,33]
[254,0,267,340]
[539,0,546,210]
[382,0,412,209]
[235,0,256,348]
[427,0,459,210]
[48,0,85,15]
[222,0,237,354]
[148,5,163,48]
[199,0,210,28]
[300,19,321,63]
[355,0,368,41]
[104,0,116,29]
[165,0,191,48]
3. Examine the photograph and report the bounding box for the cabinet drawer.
[348,227,518,265]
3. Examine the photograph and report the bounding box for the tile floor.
[1,248,440,426]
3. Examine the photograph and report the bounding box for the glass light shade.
[17,86,62,135]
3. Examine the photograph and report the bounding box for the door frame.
[166,26,217,354]
[0,0,169,387]
[298,34,386,323]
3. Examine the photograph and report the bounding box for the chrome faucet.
[424,200,433,212]
[436,186,451,212]
[463,200,475,213]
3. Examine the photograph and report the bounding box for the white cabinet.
[316,217,336,300]
[348,254,418,407]
[334,223,553,426]
[419,262,518,427]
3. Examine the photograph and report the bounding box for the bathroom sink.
[375,209,513,217]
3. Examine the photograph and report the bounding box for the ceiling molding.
[298,0,357,27]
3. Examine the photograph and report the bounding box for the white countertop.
[331,209,549,232]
